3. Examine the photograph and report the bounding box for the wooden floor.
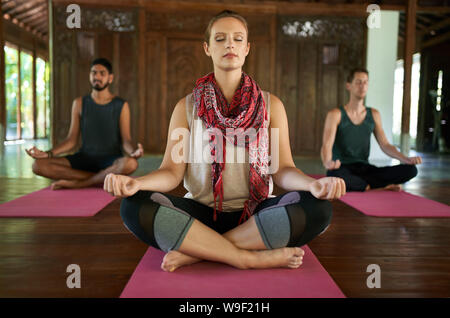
[0,140,449,298]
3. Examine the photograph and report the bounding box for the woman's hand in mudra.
[309,177,346,200]
[104,173,140,197]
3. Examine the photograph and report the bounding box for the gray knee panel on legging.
[151,193,195,253]
[254,207,291,249]
[254,192,304,249]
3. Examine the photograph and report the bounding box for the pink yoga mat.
[308,174,450,217]
[340,190,450,217]
[120,246,345,298]
[0,186,115,217]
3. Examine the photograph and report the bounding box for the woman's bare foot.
[161,247,305,272]
[161,250,202,272]
[249,247,304,270]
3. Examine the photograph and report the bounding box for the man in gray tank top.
[26,58,143,190]
[320,68,421,191]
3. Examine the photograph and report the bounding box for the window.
[435,70,443,112]
[36,57,50,138]
[3,42,50,141]
[20,50,33,139]
[5,44,18,140]
[392,53,420,147]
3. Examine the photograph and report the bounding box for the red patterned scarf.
[193,72,270,224]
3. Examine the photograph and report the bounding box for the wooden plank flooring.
[0,145,449,297]
[1,182,449,298]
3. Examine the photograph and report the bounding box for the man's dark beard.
[92,81,109,91]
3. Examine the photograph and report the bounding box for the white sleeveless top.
[183,91,274,212]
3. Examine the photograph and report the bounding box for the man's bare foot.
[161,250,202,272]
[366,184,402,192]
[51,179,84,190]
[384,184,402,191]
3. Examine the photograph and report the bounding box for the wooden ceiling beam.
[35,24,48,34]
[52,0,141,7]
[419,16,450,35]
[416,13,434,25]
[27,15,47,29]
[13,3,47,21]
[38,0,450,15]
[21,11,47,25]
[417,6,450,14]
[6,0,44,16]
[422,29,450,48]
[1,0,18,13]
[32,22,48,32]
[145,0,276,15]
[35,22,48,31]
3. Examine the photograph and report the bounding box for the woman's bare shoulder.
[268,93,286,124]
[169,96,189,129]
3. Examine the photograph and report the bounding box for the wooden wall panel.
[143,11,274,153]
[75,33,94,103]
[277,41,299,153]
[244,41,271,92]
[55,60,71,142]
[49,3,366,157]
[319,66,339,150]
[298,41,317,153]
[165,38,209,151]
[167,38,210,118]
[145,37,162,152]
[52,5,138,147]
[118,33,138,140]
[276,16,365,155]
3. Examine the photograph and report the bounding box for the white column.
[366,10,400,164]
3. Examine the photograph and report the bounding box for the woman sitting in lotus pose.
[104,10,346,272]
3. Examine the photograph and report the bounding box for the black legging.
[327,162,418,192]
[120,190,332,252]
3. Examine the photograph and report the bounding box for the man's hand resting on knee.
[104,173,140,197]
[26,146,50,159]
[128,143,144,159]
[324,159,341,170]
[403,156,422,165]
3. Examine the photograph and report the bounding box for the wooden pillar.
[416,51,428,151]
[113,33,120,96]
[160,36,167,153]
[48,0,54,146]
[269,14,276,93]
[33,41,37,139]
[17,47,21,139]
[138,7,146,146]
[400,0,417,154]
[0,6,5,155]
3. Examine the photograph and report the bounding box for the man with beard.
[26,58,143,190]
[320,68,421,192]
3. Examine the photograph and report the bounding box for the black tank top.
[79,94,124,156]
[332,106,375,165]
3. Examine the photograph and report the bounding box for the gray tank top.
[183,91,274,212]
[79,94,124,156]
